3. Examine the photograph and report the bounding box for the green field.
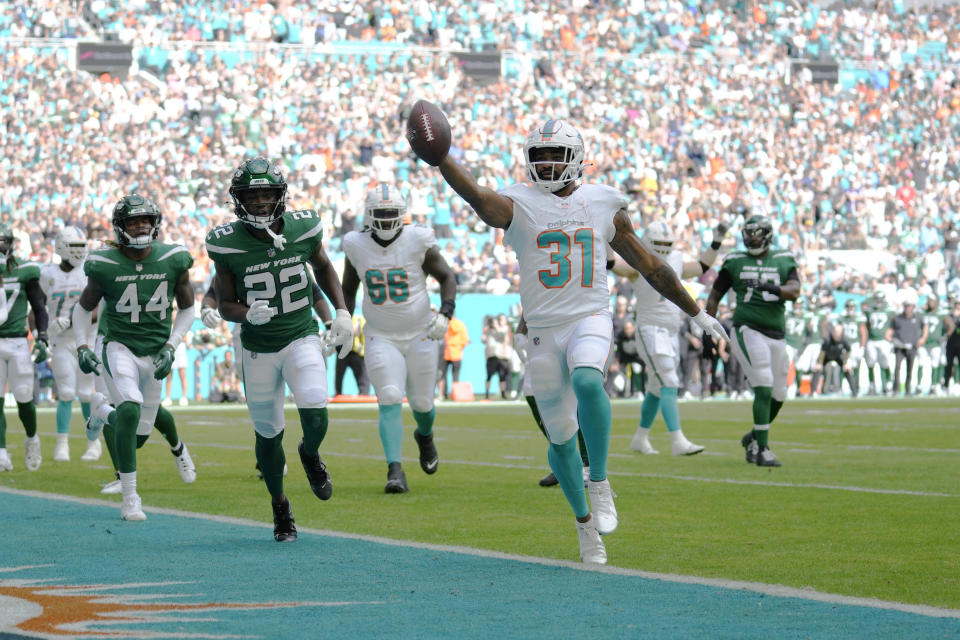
[2,396,958,610]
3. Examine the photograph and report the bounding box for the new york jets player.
[919,296,948,395]
[420,118,727,565]
[831,299,865,394]
[613,219,727,456]
[706,214,801,468]
[206,157,353,543]
[341,184,457,494]
[72,195,197,521]
[0,223,48,473]
[784,299,811,397]
[862,291,894,395]
[40,226,100,462]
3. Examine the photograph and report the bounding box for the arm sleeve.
[72,303,95,348]
[168,304,195,348]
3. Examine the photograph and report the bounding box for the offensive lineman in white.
[613,220,727,456]
[423,118,727,565]
[341,184,458,494]
[40,227,100,462]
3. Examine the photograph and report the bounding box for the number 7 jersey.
[206,210,323,353]
[500,183,624,329]
[84,244,193,357]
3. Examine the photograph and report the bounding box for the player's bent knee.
[407,395,434,414]
[377,385,404,406]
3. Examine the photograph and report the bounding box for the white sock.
[669,430,685,444]
[119,471,138,499]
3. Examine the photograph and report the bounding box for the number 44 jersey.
[342,224,436,341]
[84,244,193,357]
[206,210,322,353]
[500,183,624,329]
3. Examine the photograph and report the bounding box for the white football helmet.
[641,221,675,257]
[524,119,585,193]
[364,184,406,241]
[55,226,88,266]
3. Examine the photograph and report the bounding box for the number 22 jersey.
[500,183,625,329]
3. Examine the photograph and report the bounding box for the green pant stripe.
[637,332,665,388]
[735,326,753,367]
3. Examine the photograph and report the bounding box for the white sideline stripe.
[2,486,958,621]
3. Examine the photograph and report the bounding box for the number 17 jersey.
[501,183,624,329]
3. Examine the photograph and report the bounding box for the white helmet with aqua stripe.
[523,119,585,193]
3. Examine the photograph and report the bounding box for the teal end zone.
[1,490,957,639]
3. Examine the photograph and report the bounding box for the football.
[406,99,451,166]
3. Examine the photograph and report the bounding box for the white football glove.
[319,331,337,358]
[692,309,728,342]
[245,299,277,326]
[426,313,449,341]
[327,308,354,359]
[47,316,71,338]
[513,333,528,360]
[200,305,222,329]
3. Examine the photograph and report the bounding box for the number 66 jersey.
[500,183,624,329]
[205,210,322,353]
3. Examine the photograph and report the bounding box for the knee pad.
[377,384,405,406]
[528,353,564,399]
[408,395,434,414]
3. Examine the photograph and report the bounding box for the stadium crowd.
[2,1,960,401]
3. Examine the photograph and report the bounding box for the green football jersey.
[923,309,948,347]
[84,243,193,358]
[864,307,893,341]
[0,261,41,337]
[720,250,798,336]
[206,210,323,353]
[838,312,865,343]
[784,313,809,349]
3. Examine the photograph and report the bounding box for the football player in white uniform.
[40,226,100,462]
[613,219,727,456]
[341,184,457,494]
[422,118,727,565]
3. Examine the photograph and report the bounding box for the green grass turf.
[2,396,957,609]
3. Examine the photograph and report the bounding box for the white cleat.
[672,438,705,456]
[178,397,189,407]
[173,443,196,483]
[630,431,659,454]
[576,518,607,564]
[25,436,42,471]
[121,493,147,521]
[81,439,103,461]
[53,435,70,462]
[0,449,13,471]
[101,479,122,495]
[587,478,618,535]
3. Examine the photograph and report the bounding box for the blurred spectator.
[209,350,242,403]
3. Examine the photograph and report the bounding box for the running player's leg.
[365,335,408,491]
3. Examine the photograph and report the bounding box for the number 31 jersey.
[342,225,436,341]
[84,244,193,357]
[500,183,624,329]
[206,210,322,353]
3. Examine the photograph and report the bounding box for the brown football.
[406,99,451,166]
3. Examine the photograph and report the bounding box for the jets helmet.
[742,214,773,256]
[523,119,585,193]
[642,221,675,257]
[229,157,287,228]
[0,222,13,262]
[364,183,406,241]
[112,195,162,248]
[55,226,88,266]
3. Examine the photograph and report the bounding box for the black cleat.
[298,441,333,500]
[756,447,782,467]
[539,471,559,487]
[384,461,409,494]
[271,496,297,542]
[741,431,758,464]
[413,431,439,475]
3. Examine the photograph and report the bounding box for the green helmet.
[228,157,287,228]
[0,222,13,261]
[742,214,773,256]
[112,194,162,248]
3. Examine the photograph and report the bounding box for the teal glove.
[77,346,101,375]
[153,344,176,380]
[32,335,50,363]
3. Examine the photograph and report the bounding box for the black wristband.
[439,299,456,319]
[710,240,722,250]
[323,320,333,330]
